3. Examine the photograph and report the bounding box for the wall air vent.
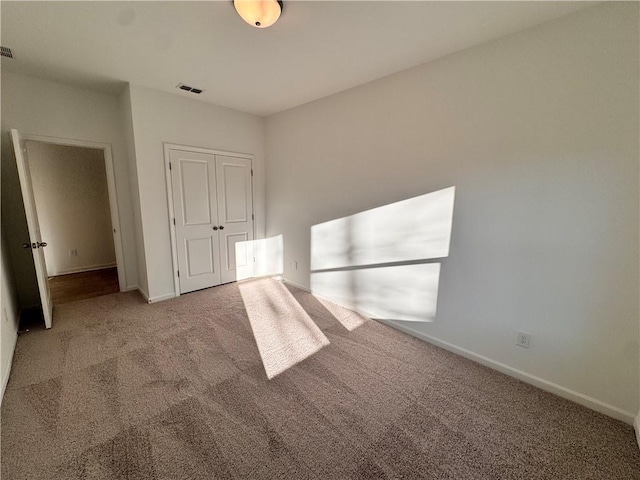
[176,83,204,95]
[1,46,14,59]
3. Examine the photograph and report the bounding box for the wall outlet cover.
[517,332,531,348]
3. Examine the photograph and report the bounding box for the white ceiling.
[1,1,593,116]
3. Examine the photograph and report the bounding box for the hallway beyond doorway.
[49,267,119,305]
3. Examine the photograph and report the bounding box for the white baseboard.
[50,263,117,277]
[148,292,176,304]
[123,285,139,292]
[137,287,150,303]
[282,278,383,319]
[1,330,18,405]
[282,277,636,425]
[281,278,311,292]
[126,285,174,304]
[378,319,635,425]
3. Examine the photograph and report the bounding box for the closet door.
[170,149,221,293]
[216,155,254,284]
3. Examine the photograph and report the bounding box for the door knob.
[37,242,47,248]
[212,226,218,231]
[219,226,225,230]
[21,243,31,249]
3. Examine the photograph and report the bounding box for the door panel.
[181,160,212,225]
[10,130,53,328]
[186,237,215,277]
[220,164,248,222]
[170,149,221,293]
[224,232,249,271]
[216,156,254,284]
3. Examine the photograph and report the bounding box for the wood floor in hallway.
[49,267,119,304]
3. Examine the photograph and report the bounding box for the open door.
[10,129,53,329]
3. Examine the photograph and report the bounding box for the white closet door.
[170,149,221,293]
[215,155,254,284]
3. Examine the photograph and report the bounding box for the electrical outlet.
[516,332,531,349]
[291,261,298,270]
[69,249,78,257]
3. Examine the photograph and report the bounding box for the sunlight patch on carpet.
[238,279,330,379]
[314,296,368,332]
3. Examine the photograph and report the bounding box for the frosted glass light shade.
[234,0,282,28]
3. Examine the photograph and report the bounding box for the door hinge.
[252,214,254,221]
[177,270,180,278]
[169,162,172,170]
[173,218,176,226]
[253,257,256,263]
[251,169,253,176]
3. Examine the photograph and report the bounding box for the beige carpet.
[2,277,639,479]
[238,279,330,379]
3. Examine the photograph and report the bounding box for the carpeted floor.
[2,277,639,479]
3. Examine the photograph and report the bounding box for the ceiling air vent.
[1,46,14,59]
[176,83,204,95]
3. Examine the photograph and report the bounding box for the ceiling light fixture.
[234,0,283,29]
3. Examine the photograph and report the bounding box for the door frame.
[163,143,255,297]
[21,133,127,292]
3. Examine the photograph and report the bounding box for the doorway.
[165,144,254,296]
[10,130,127,328]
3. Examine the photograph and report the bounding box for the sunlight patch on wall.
[310,187,454,322]
[235,234,284,281]
[311,187,455,271]
[311,263,441,322]
[238,278,329,379]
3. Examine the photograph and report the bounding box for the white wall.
[28,142,116,276]
[119,85,148,295]
[265,3,639,420]
[127,84,265,301]
[1,230,20,401]
[1,72,139,307]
